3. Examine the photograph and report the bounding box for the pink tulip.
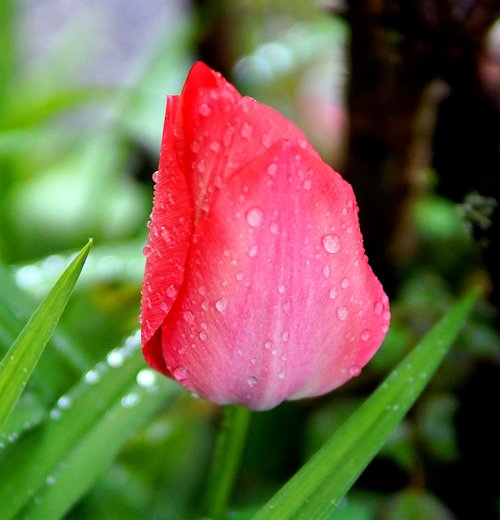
[141,62,390,411]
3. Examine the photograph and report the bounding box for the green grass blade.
[0,331,178,519]
[0,239,92,432]
[253,288,479,520]
[17,374,178,520]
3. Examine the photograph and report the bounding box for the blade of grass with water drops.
[0,330,179,519]
[253,287,479,520]
[17,369,178,520]
[0,239,92,433]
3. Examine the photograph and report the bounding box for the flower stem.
[204,405,252,519]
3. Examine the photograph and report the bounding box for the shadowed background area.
[0,1,499,518]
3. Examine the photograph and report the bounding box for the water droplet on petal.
[349,365,361,377]
[235,271,244,281]
[247,376,258,387]
[173,366,188,381]
[270,222,278,234]
[215,298,227,313]
[183,311,195,323]
[303,179,312,190]
[199,103,211,117]
[264,340,272,350]
[329,287,338,300]
[341,278,350,289]
[360,329,371,341]
[323,265,330,278]
[240,122,253,138]
[267,163,278,176]
[199,330,207,341]
[210,141,221,152]
[278,284,286,294]
[246,207,264,227]
[322,234,341,254]
[248,245,258,257]
[337,306,349,320]
[281,330,289,342]
[166,285,177,298]
[152,171,158,182]
[277,370,286,380]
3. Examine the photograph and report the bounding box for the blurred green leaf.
[253,288,479,520]
[383,489,454,520]
[417,394,459,462]
[0,239,92,433]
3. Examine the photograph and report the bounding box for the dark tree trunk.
[344,1,500,298]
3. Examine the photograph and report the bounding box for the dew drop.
[183,311,195,323]
[84,370,99,385]
[278,284,286,294]
[121,393,140,408]
[264,340,272,350]
[199,103,211,117]
[240,122,253,138]
[173,366,188,381]
[166,285,177,298]
[248,245,258,257]
[262,134,272,148]
[235,271,244,281]
[267,163,278,176]
[360,329,371,341]
[270,222,278,234]
[322,264,330,278]
[210,141,220,152]
[215,298,227,313]
[337,306,349,320]
[303,179,312,190]
[137,369,156,387]
[199,330,207,341]
[107,349,125,367]
[329,287,338,300]
[349,365,361,377]
[246,207,264,227]
[281,330,289,342]
[374,301,384,315]
[341,278,350,289]
[247,376,258,387]
[57,395,71,409]
[322,234,341,254]
[152,171,158,182]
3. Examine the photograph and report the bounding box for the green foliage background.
[0,1,498,519]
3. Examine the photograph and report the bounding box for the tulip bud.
[141,62,390,411]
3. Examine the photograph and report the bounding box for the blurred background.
[1,0,499,518]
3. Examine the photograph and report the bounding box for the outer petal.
[178,62,320,220]
[159,141,390,410]
[141,96,194,375]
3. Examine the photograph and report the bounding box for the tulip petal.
[141,96,194,375]
[178,62,320,221]
[160,141,390,410]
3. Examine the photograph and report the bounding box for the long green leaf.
[0,239,92,432]
[253,288,479,520]
[17,374,178,520]
[0,331,177,519]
